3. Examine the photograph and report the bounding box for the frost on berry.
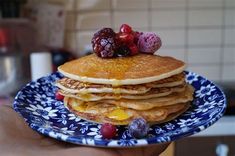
[128,118,149,138]
[91,28,119,58]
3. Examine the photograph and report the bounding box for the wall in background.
[32,0,235,82]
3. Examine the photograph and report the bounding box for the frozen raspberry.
[128,44,138,56]
[137,32,162,54]
[133,31,143,45]
[91,28,119,58]
[128,118,149,138]
[101,123,117,139]
[55,91,64,101]
[120,24,133,33]
[117,33,134,44]
[115,45,130,57]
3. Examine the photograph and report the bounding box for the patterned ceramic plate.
[13,71,226,147]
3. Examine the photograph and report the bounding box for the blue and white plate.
[13,71,226,147]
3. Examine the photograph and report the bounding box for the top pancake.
[58,54,186,85]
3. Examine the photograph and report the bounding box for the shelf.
[0,18,30,24]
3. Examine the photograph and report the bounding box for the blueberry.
[128,118,149,138]
[115,45,130,57]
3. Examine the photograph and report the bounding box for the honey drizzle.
[107,108,130,121]
[82,55,140,80]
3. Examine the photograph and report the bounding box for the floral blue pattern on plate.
[13,71,226,147]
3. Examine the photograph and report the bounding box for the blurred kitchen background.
[0,0,234,155]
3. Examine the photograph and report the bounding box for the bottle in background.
[0,28,9,53]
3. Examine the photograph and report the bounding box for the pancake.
[64,96,190,125]
[58,54,186,85]
[56,72,185,94]
[62,84,194,111]
[57,53,194,125]
[59,84,186,101]
[104,84,194,110]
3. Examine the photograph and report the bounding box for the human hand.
[0,105,169,156]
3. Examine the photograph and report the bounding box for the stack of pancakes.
[56,54,194,125]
